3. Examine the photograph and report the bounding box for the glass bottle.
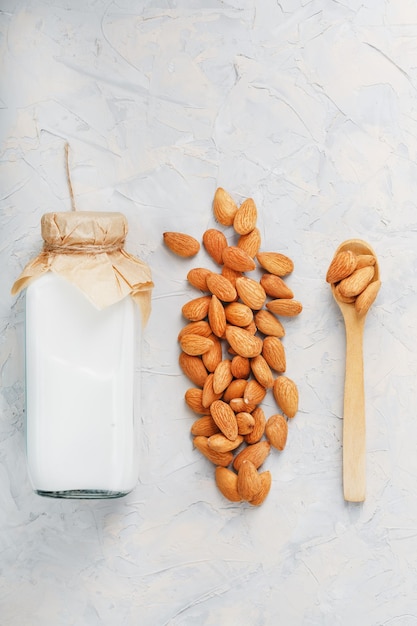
[12,211,153,498]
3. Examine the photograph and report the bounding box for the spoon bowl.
[331,239,380,316]
[330,239,380,502]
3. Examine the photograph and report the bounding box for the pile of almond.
[326,248,381,315]
[164,188,302,506]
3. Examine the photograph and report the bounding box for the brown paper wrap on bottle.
[11,211,154,324]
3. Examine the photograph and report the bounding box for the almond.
[334,284,356,303]
[225,325,263,358]
[249,470,272,506]
[222,378,247,403]
[254,310,285,338]
[231,355,251,379]
[260,273,294,299]
[202,228,228,265]
[250,354,274,388]
[229,397,256,413]
[208,295,227,338]
[355,279,381,316]
[222,246,256,272]
[224,302,253,327]
[215,466,242,502]
[221,265,243,288]
[266,299,303,317]
[193,436,233,467]
[212,359,233,394]
[273,376,298,418]
[182,295,211,321]
[338,266,375,298]
[179,334,214,356]
[243,320,257,335]
[187,267,211,291]
[256,251,294,276]
[206,273,237,302]
[179,352,209,387]
[233,198,258,235]
[237,460,262,500]
[208,433,243,452]
[265,414,288,450]
[262,336,286,373]
[235,276,266,310]
[213,187,238,226]
[202,373,223,408]
[202,333,223,372]
[355,254,376,269]
[185,388,207,414]
[178,320,212,340]
[210,399,239,441]
[326,249,357,283]
[235,411,256,435]
[190,415,220,437]
[244,406,266,444]
[163,231,200,257]
[233,440,271,471]
[244,379,267,406]
[237,227,261,258]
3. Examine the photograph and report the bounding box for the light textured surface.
[1,1,416,625]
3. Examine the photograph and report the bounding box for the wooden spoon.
[330,239,380,502]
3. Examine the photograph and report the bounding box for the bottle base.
[35,489,130,499]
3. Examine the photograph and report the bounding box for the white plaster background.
[1,0,417,624]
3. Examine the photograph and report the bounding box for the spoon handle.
[343,319,366,502]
